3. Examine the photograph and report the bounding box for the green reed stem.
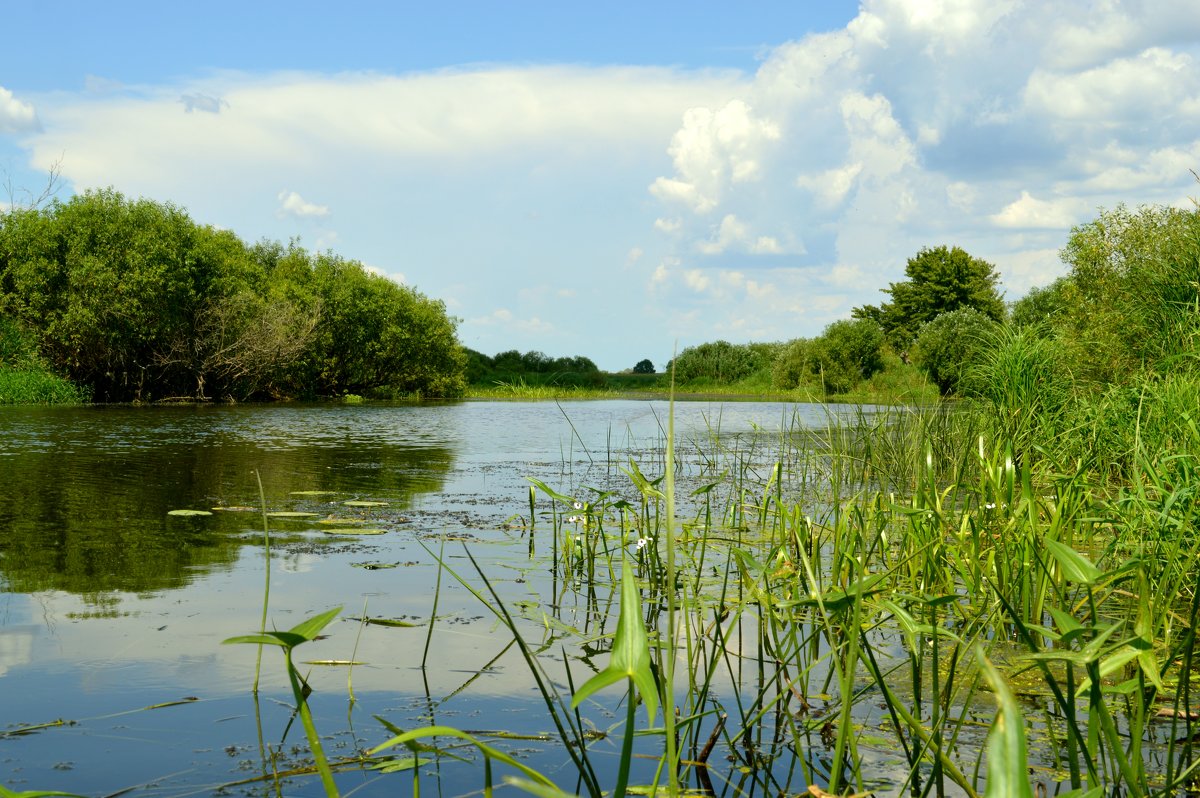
[253,469,270,695]
[662,365,679,795]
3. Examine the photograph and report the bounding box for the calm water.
[0,400,851,796]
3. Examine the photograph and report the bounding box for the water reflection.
[0,403,459,595]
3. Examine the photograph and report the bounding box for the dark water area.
[0,399,850,796]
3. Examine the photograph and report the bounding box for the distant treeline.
[465,348,605,387]
[0,189,465,402]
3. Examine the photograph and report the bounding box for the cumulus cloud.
[697,214,785,255]
[990,191,1087,229]
[0,85,39,133]
[797,163,863,208]
[277,190,330,219]
[649,99,781,213]
[363,263,406,284]
[1025,47,1200,125]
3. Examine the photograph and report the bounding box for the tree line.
[671,203,1200,422]
[0,189,466,401]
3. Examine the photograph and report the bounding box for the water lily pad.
[343,500,388,507]
[168,509,213,517]
[322,528,387,536]
[267,511,320,518]
[317,517,367,525]
[212,506,255,512]
[290,490,336,496]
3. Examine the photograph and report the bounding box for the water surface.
[0,399,849,796]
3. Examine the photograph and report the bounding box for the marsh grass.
[0,366,89,405]
[219,382,1200,797]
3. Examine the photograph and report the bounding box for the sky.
[2,1,1199,372]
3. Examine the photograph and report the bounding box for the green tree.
[294,252,466,397]
[854,245,1005,352]
[632,359,655,374]
[669,340,770,384]
[0,189,465,400]
[911,307,1000,396]
[808,319,885,394]
[1009,277,1073,331]
[772,338,813,390]
[1056,204,1200,384]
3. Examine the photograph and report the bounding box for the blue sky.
[3,1,1199,370]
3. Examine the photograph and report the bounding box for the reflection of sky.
[0,400,871,795]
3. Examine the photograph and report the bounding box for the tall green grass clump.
[0,316,89,405]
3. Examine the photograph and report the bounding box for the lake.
[0,399,865,797]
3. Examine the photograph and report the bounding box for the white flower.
[567,515,579,523]
[573,501,584,510]
[636,537,652,550]
[985,503,996,510]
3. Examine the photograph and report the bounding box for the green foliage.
[855,245,1006,351]
[1056,204,1200,385]
[669,340,774,385]
[911,307,1000,396]
[1009,276,1073,331]
[809,318,885,394]
[632,358,654,374]
[0,316,89,404]
[0,189,465,401]
[771,338,814,389]
[465,348,603,388]
[972,325,1074,460]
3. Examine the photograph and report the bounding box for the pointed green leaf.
[1045,538,1102,585]
[978,648,1036,798]
[570,567,658,723]
[289,606,343,641]
[223,631,306,648]
[1046,605,1083,636]
[525,477,575,505]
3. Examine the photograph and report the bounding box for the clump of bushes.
[465,349,605,388]
[773,319,885,394]
[911,307,1000,396]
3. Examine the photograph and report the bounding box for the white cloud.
[990,191,1086,229]
[682,269,711,293]
[1025,47,1200,124]
[468,308,554,335]
[364,263,406,284]
[997,247,1067,297]
[0,85,39,133]
[797,163,863,208]
[945,181,977,211]
[277,190,330,219]
[654,217,682,234]
[697,214,785,255]
[649,99,780,213]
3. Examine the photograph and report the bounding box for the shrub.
[911,307,1000,396]
[670,341,770,384]
[808,319,885,394]
[772,338,813,389]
